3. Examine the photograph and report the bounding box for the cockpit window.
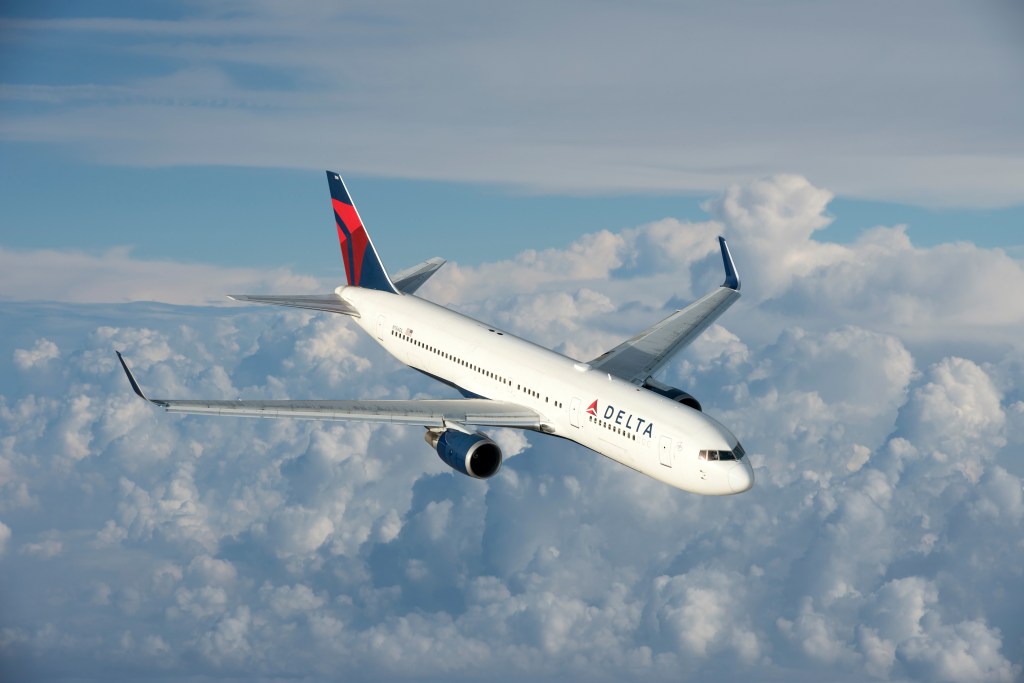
[698,444,746,461]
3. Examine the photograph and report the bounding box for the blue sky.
[2,0,1023,283]
[2,153,1023,279]
[1,2,1023,682]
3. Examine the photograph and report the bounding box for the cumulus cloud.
[12,338,59,370]
[0,174,1021,682]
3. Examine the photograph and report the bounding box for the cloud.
[896,357,1006,478]
[0,245,325,305]
[12,338,60,370]
[0,174,1021,681]
[2,3,1023,206]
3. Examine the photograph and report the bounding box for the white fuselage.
[341,286,754,495]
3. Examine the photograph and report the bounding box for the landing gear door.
[659,436,672,467]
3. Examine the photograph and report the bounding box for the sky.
[1,2,1023,682]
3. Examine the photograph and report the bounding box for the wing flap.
[228,293,359,317]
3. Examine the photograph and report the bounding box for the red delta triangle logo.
[588,399,655,438]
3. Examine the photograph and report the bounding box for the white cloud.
[0,174,1021,681]
[0,246,325,305]
[865,577,1018,683]
[13,338,59,370]
[894,357,1007,485]
[20,538,62,559]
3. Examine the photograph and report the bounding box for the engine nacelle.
[425,429,503,479]
[642,378,703,412]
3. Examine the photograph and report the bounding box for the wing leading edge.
[116,352,540,429]
[588,237,741,384]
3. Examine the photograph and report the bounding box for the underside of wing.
[589,237,741,384]
[228,293,359,317]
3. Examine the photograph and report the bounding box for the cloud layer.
[1,175,1022,681]
[2,2,1023,206]
[0,245,325,305]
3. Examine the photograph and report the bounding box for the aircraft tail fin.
[326,171,399,293]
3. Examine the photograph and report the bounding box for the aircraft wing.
[116,352,540,429]
[228,293,359,317]
[392,257,447,294]
[587,237,741,384]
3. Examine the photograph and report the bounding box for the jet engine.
[642,377,703,412]
[425,429,503,479]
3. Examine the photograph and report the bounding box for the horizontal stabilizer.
[391,257,447,294]
[228,293,359,317]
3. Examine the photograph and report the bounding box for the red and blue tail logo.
[327,172,398,293]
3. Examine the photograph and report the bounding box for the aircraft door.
[376,315,386,341]
[569,397,582,428]
[659,436,672,467]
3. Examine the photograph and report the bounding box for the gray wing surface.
[116,353,540,429]
[228,293,359,317]
[392,257,446,294]
[588,237,741,384]
[228,256,446,311]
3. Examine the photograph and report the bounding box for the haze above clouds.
[3,1,1023,206]
[1,175,1021,682]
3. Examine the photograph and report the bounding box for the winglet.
[116,351,152,403]
[718,236,741,291]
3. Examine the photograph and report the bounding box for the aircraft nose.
[728,459,754,493]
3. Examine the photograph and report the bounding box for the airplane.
[117,171,754,495]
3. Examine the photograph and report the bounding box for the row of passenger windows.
[393,329,563,409]
[517,385,562,408]
[698,444,746,461]
[395,329,511,384]
[587,414,638,441]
